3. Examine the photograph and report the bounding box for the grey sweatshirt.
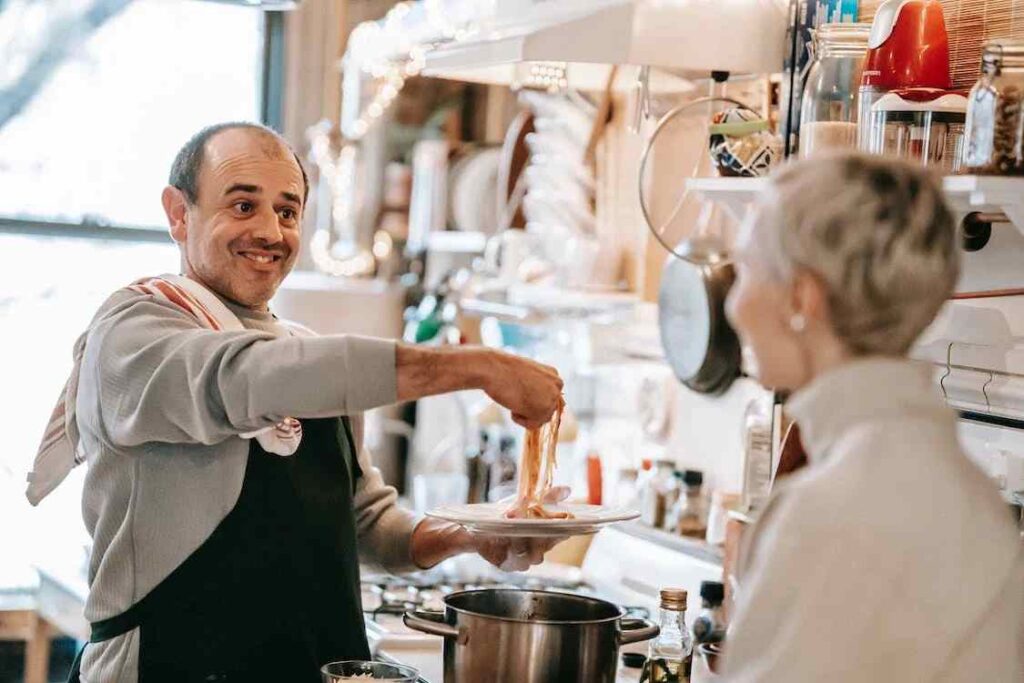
[75,287,417,682]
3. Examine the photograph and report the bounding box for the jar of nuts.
[964,39,1024,175]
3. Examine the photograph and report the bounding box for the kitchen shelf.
[687,175,1024,236]
[942,176,1024,233]
[427,230,488,254]
[616,520,724,567]
[686,176,767,223]
[460,285,639,325]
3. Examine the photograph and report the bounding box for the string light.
[306,1,483,277]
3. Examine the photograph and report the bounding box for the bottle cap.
[683,470,704,486]
[700,581,725,605]
[659,588,688,610]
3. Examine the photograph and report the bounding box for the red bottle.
[586,452,603,506]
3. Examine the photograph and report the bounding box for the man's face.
[166,128,304,309]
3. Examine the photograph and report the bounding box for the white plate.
[427,502,639,538]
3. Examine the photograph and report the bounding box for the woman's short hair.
[747,152,959,356]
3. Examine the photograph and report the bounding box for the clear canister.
[799,22,872,159]
[964,39,1024,175]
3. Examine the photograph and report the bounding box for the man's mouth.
[236,249,284,266]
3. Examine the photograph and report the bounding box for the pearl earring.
[789,314,806,333]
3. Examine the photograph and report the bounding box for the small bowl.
[321,660,419,682]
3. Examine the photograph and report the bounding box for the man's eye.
[281,208,297,221]
[235,201,254,214]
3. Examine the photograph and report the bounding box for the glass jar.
[799,22,871,159]
[964,39,1024,175]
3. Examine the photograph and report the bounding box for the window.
[0,0,269,585]
[0,0,264,229]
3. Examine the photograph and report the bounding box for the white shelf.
[685,176,767,222]
[686,175,1024,236]
[942,176,1024,231]
[351,1,785,91]
[426,230,488,254]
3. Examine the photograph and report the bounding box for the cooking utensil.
[403,589,659,683]
[658,251,742,395]
[426,502,638,537]
[638,95,765,266]
[321,660,420,682]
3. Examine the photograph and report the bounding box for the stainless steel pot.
[403,589,659,683]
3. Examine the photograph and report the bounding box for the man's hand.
[410,519,564,572]
[480,352,563,430]
[396,345,563,429]
[410,487,572,570]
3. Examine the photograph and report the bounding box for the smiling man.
[38,123,565,683]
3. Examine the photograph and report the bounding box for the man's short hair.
[168,122,309,206]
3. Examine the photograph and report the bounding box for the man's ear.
[162,186,189,244]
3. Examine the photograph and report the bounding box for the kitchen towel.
[25,274,302,506]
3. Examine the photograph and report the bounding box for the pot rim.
[443,588,627,626]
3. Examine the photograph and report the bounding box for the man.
[40,122,564,682]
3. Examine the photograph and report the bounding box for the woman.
[721,153,1024,681]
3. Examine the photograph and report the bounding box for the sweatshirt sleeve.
[82,292,398,448]
[349,415,421,574]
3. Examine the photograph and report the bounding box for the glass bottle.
[644,588,693,683]
[641,460,675,529]
[799,22,871,158]
[964,39,1024,175]
[741,399,773,514]
[691,581,727,645]
[672,470,707,538]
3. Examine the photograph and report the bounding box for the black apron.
[69,417,369,682]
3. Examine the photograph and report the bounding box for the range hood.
[345,0,787,92]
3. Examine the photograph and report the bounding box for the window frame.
[0,6,286,245]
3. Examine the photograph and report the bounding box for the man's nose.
[250,206,285,243]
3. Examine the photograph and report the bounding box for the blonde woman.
[721,153,1024,681]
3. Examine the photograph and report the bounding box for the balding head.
[168,122,309,206]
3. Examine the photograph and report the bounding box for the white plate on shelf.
[427,502,639,538]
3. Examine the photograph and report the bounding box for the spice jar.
[799,22,871,158]
[964,39,1024,175]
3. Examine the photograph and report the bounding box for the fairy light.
[307,1,485,277]
[512,61,569,93]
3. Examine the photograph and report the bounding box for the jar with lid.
[670,470,707,538]
[964,39,1024,175]
[641,460,676,529]
[799,22,872,159]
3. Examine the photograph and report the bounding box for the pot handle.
[403,610,468,644]
[619,617,660,645]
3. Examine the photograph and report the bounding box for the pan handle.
[403,610,468,644]
[619,617,660,645]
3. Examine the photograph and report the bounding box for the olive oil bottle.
[641,588,692,683]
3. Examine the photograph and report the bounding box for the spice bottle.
[643,589,693,683]
[641,460,676,529]
[964,39,1024,175]
[671,470,708,538]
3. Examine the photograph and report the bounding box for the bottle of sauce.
[643,588,693,682]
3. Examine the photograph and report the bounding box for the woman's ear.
[162,186,189,244]
[790,269,831,332]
